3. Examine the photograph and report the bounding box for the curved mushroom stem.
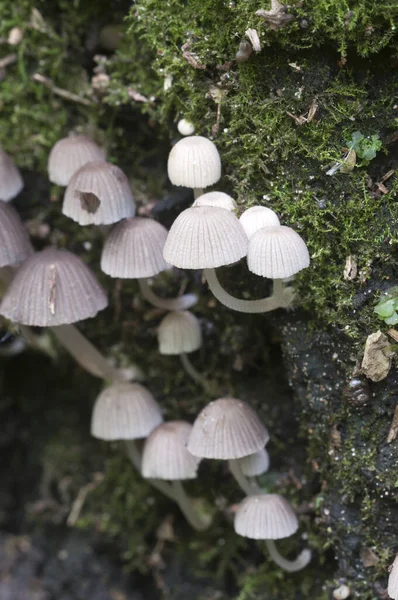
[265,540,312,572]
[138,278,198,311]
[171,480,209,531]
[204,268,293,314]
[193,188,204,200]
[125,441,209,530]
[228,459,262,495]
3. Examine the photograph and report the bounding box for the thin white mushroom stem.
[171,480,209,531]
[204,268,290,314]
[193,188,204,200]
[228,459,262,495]
[265,540,312,573]
[138,278,198,311]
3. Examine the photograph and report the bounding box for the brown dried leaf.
[361,330,393,382]
[387,405,398,443]
[343,255,357,281]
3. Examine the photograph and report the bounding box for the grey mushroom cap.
[0,149,24,202]
[234,494,299,540]
[187,397,269,460]
[158,311,202,355]
[0,247,107,326]
[0,203,33,267]
[167,136,221,189]
[48,135,106,186]
[388,555,398,600]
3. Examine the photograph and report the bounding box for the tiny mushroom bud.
[167,135,221,199]
[48,135,105,186]
[193,191,237,212]
[0,203,33,267]
[91,382,163,441]
[388,555,398,600]
[177,118,195,136]
[236,40,253,63]
[63,161,135,225]
[234,494,311,572]
[0,148,24,202]
[239,206,280,239]
[101,217,197,311]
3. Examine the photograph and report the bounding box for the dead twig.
[32,73,92,106]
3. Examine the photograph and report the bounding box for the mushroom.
[0,202,33,268]
[192,191,237,212]
[205,223,310,313]
[63,161,135,225]
[0,247,136,382]
[239,205,280,238]
[177,119,195,136]
[101,217,197,311]
[230,447,270,478]
[48,135,105,186]
[187,397,269,494]
[142,421,208,530]
[167,136,221,199]
[0,148,23,202]
[157,310,208,388]
[388,555,398,600]
[234,494,311,572]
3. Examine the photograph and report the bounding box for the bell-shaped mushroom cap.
[62,161,135,225]
[142,420,201,480]
[232,447,270,477]
[0,248,107,326]
[193,191,237,212]
[163,206,248,269]
[388,556,398,600]
[248,225,310,279]
[167,136,221,189]
[48,135,105,186]
[91,382,163,441]
[0,203,33,267]
[0,149,23,202]
[234,494,298,540]
[101,217,169,278]
[158,311,202,355]
[187,397,269,460]
[239,206,280,239]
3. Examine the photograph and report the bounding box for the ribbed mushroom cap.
[48,135,105,186]
[142,420,201,480]
[193,191,237,212]
[248,225,310,279]
[0,203,33,267]
[62,161,135,225]
[239,206,280,239]
[187,397,269,460]
[234,494,298,540]
[388,555,398,600]
[91,382,163,441]
[163,206,248,269]
[101,217,169,278]
[0,248,107,326]
[167,136,221,188]
[0,149,23,202]
[232,447,270,477]
[158,311,202,355]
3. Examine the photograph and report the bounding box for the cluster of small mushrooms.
[1,123,391,585]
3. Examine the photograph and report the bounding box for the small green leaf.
[374,299,396,318]
[385,312,398,325]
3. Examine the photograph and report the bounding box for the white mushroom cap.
[0,248,107,326]
[101,217,169,278]
[142,420,201,480]
[187,397,269,460]
[248,225,310,279]
[389,556,398,600]
[231,447,270,477]
[239,206,280,239]
[234,494,298,540]
[167,136,221,189]
[91,382,163,441]
[62,161,135,225]
[177,119,195,136]
[163,206,248,269]
[48,135,106,186]
[0,149,23,202]
[158,311,202,355]
[0,203,33,267]
[193,191,237,212]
